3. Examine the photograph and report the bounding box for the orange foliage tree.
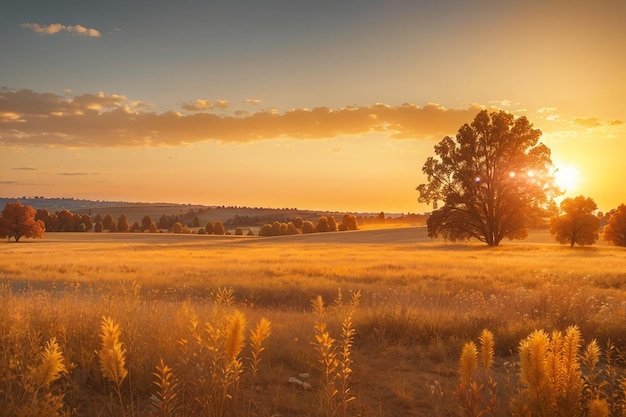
[0,202,45,242]
[603,204,626,247]
[550,195,600,247]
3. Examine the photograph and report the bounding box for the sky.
[1,0,624,213]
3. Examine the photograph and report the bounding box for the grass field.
[1,227,625,416]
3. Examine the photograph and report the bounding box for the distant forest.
[1,197,427,235]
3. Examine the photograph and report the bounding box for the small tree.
[35,208,56,231]
[94,221,103,233]
[205,221,214,235]
[172,222,183,234]
[102,214,116,231]
[149,222,158,233]
[213,220,225,235]
[302,220,315,234]
[327,216,337,232]
[81,214,93,231]
[141,215,152,232]
[550,195,600,247]
[293,217,304,230]
[270,221,281,236]
[316,216,330,232]
[603,204,626,247]
[130,221,141,233]
[117,214,130,233]
[0,202,45,242]
[258,224,271,236]
[342,215,358,231]
[57,209,76,232]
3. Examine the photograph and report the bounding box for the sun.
[554,164,580,193]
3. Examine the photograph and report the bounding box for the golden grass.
[1,229,626,416]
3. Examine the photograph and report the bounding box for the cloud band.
[21,22,101,38]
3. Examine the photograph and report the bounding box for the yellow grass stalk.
[337,291,360,417]
[311,295,339,417]
[249,318,272,374]
[478,329,494,372]
[459,342,478,386]
[518,329,555,415]
[30,337,66,390]
[152,358,180,417]
[224,309,246,360]
[247,318,271,415]
[558,326,582,413]
[99,316,128,385]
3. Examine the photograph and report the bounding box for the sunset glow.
[1,2,624,213]
[554,164,581,194]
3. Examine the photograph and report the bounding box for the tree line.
[0,203,365,241]
[257,214,359,236]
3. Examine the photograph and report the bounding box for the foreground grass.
[1,230,626,416]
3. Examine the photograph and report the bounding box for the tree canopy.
[417,110,559,246]
[603,204,626,247]
[0,202,45,242]
[550,195,600,247]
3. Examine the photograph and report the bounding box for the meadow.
[1,227,626,416]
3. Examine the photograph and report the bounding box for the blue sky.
[1,1,625,212]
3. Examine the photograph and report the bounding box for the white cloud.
[21,22,101,38]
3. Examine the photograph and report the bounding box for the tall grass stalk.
[247,318,271,416]
[311,295,338,416]
[98,315,131,417]
[19,337,67,417]
[151,358,180,417]
[337,290,360,417]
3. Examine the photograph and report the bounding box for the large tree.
[550,196,600,247]
[603,204,626,247]
[417,110,559,246]
[0,202,45,242]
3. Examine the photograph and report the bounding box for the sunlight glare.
[554,164,580,192]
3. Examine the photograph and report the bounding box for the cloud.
[182,98,228,112]
[244,98,262,105]
[1,88,578,149]
[58,172,99,176]
[572,117,601,128]
[182,99,214,111]
[215,99,229,109]
[21,22,101,38]
[13,167,37,170]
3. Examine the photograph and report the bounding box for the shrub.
[316,216,330,232]
[213,221,225,235]
[302,220,315,234]
[258,224,271,236]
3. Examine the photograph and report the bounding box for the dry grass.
[1,228,625,416]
